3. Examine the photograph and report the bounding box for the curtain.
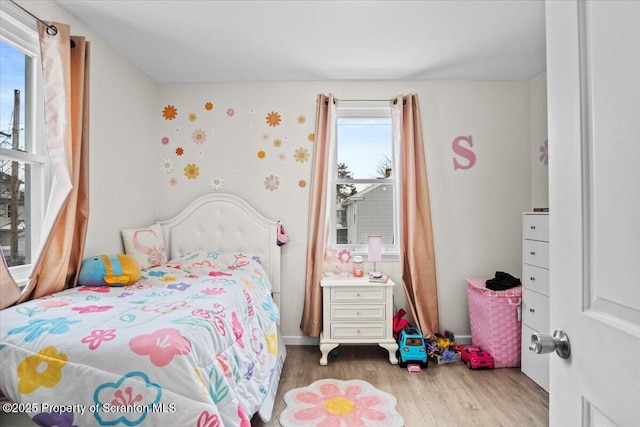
[392,94,439,337]
[300,94,336,337]
[18,22,90,302]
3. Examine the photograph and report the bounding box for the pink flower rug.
[279,378,404,427]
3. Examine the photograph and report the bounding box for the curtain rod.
[10,0,58,35]
[324,98,405,105]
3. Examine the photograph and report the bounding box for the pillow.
[78,254,141,286]
[121,223,168,269]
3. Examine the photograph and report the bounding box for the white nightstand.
[319,276,398,365]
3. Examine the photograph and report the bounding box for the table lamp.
[367,235,382,273]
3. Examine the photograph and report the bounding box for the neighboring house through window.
[0,2,47,284]
[331,101,398,257]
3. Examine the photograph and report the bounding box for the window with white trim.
[331,101,398,256]
[0,2,47,284]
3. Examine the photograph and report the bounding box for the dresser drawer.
[330,304,386,321]
[523,215,549,241]
[330,287,385,303]
[522,288,549,333]
[330,322,386,339]
[523,240,549,269]
[522,264,550,296]
[521,324,550,392]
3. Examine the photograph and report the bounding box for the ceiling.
[53,0,546,84]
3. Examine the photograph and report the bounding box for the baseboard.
[282,334,472,346]
[282,335,319,346]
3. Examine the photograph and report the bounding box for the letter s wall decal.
[452,135,476,170]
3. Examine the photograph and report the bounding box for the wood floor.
[252,345,549,427]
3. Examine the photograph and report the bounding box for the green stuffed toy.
[78,254,141,287]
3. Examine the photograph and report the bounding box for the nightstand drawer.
[330,287,385,303]
[523,264,550,296]
[330,304,386,321]
[523,215,549,241]
[522,288,549,333]
[330,322,386,339]
[523,240,549,269]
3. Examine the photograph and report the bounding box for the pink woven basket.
[466,277,522,368]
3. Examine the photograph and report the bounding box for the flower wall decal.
[226,108,235,117]
[184,163,200,180]
[273,138,282,148]
[192,129,207,144]
[162,105,177,120]
[188,113,197,122]
[161,136,169,145]
[294,147,310,163]
[308,133,315,142]
[209,176,224,190]
[160,158,175,173]
[264,175,279,191]
[298,179,307,188]
[257,150,266,159]
[266,111,282,127]
[204,102,214,111]
[297,115,306,124]
[176,147,184,156]
[539,139,548,166]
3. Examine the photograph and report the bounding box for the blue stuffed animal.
[78,254,141,287]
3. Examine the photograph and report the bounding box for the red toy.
[460,345,494,369]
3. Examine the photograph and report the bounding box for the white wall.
[18,0,158,256]
[530,72,549,209]
[155,80,534,341]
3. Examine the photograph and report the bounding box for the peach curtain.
[300,94,336,336]
[392,94,439,337]
[18,22,90,302]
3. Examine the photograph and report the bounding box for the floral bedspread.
[0,251,281,427]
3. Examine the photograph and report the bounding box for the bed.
[0,193,286,426]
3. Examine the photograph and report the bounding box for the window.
[0,3,47,283]
[331,101,398,255]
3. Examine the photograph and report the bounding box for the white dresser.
[521,212,550,391]
[319,276,398,365]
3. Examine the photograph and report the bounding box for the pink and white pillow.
[121,223,168,269]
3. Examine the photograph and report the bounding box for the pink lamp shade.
[368,235,382,265]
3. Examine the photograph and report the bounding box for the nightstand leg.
[319,334,338,366]
[379,342,399,364]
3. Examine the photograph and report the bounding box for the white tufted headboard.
[156,193,281,303]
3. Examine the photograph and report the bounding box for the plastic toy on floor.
[460,345,494,369]
[396,326,428,369]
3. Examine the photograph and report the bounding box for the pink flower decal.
[72,305,113,314]
[129,328,192,367]
[539,139,549,166]
[197,410,221,427]
[192,129,207,144]
[226,108,235,117]
[81,329,117,350]
[161,136,169,145]
[264,174,279,191]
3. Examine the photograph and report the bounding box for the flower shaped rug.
[279,378,404,427]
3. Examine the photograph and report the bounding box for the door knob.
[529,329,571,359]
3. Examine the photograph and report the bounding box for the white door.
[546,1,640,425]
